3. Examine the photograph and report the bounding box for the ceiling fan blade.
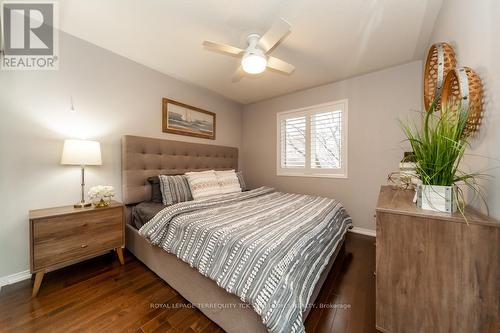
[232,66,245,82]
[203,40,244,57]
[267,56,295,74]
[258,18,291,53]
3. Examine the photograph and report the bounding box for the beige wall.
[0,33,243,278]
[242,61,422,231]
[428,0,500,219]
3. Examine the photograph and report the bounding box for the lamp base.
[74,202,92,208]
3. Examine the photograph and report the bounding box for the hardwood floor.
[0,232,375,333]
[305,233,376,333]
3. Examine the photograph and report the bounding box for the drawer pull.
[81,244,88,248]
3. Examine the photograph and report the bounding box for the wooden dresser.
[375,186,499,333]
[29,201,124,297]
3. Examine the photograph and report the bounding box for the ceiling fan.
[203,18,295,81]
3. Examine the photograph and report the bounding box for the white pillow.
[215,170,242,195]
[185,170,221,200]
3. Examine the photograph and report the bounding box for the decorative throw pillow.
[215,170,242,195]
[236,171,246,191]
[147,176,163,203]
[185,170,221,200]
[158,175,193,205]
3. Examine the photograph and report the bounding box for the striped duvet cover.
[139,187,352,333]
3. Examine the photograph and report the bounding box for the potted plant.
[401,100,483,214]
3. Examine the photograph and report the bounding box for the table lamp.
[61,139,102,208]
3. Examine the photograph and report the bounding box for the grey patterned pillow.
[236,171,246,191]
[158,175,193,205]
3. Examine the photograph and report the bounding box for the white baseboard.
[0,270,31,290]
[349,226,376,237]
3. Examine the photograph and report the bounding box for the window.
[277,100,348,178]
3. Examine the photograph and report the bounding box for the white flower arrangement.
[88,185,116,204]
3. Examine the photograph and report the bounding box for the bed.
[122,135,351,333]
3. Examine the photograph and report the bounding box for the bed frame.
[122,135,345,333]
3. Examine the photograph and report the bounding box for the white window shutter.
[277,99,347,178]
[281,116,306,168]
[311,111,342,169]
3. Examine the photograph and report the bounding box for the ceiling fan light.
[242,53,267,74]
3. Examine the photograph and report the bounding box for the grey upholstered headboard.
[122,135,238,205]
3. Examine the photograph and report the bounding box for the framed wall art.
[162,98,216,140]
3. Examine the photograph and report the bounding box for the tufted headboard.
[122,135,238,205]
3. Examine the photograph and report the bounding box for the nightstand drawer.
[32,207,123,270]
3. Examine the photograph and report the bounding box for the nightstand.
[29,201,124,297]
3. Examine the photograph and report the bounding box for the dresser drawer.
[32,207,123,270]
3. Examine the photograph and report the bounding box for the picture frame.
[162,98,216,140]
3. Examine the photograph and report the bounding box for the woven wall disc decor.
[423,42,457,110]
[440,67,484,136]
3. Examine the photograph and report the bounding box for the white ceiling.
[59,0,443,104]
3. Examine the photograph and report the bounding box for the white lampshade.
[61,139,102,166]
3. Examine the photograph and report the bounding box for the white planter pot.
[417,185,457,213]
